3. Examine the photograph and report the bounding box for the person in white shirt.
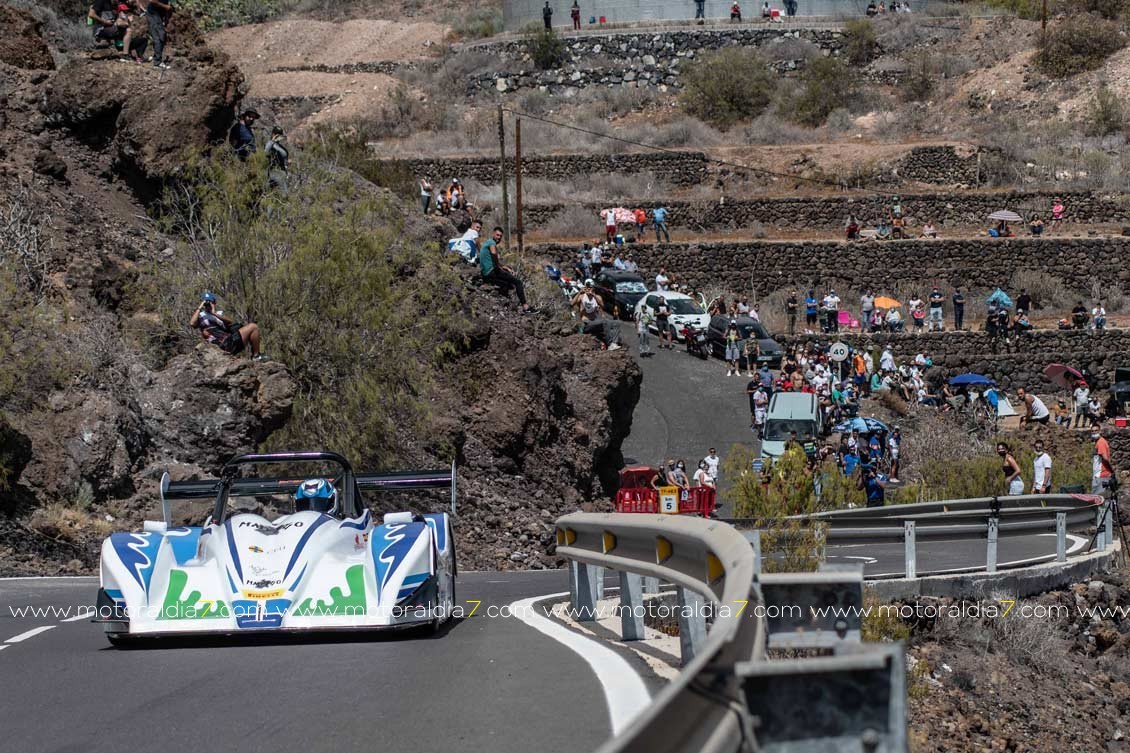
[704,448,720,482]
[736,298,750,315]
[693,460,715,488]
[863,351,874,375]
[1032,440,1052,493]
[613,255,626,270]
[1092,302,1107,331]
[879,347,896,372]
[885,308,902,331]
[1073,382,1090,428]
[622,255,638,272]
[655,268,671,291]
[1016,387,1050,427]
[914,353,927,367]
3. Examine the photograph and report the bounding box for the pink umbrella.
[1043,363,1085,391]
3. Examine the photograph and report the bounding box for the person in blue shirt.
[652,206,671,243]
[868,433,882,464]
[804,290,818,331]
[858,464,885,507]
[228,110,259,160]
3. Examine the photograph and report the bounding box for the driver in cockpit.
[295,478,337,514]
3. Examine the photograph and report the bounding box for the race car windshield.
[739,323,769,340]
[764,419,816,441]
[616,281,647,293]
[667,299,704,315]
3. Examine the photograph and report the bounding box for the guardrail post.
[643,576,659,594]
[676,587,706,665]
[1105,500,1115,550]
[1057,512,1067,563]
[594,566,605,601]
[569,562,599,622]
[1095,505,1107,550]
[903,521,916,579]
[751,529,762,573]
[986,517,999,573]
[619,571,646,641]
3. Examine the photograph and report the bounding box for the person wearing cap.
[822,288,840,333]
[89,0,143,59]
[264,126,289,188]
[229,110,259,160]
[189,292,264,360]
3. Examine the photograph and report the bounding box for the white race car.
[634,291,710,341]
[95,451,456,645]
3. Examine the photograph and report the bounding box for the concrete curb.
[867,542,1121,601]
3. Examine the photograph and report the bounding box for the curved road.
[0,571,656,753]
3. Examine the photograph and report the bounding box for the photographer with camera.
[189,291,264,360]
[857,462,885,508]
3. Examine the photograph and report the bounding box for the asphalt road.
[0,571,651,753]
[620,330,757,480]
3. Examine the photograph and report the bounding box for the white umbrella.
[988,210,1023,222]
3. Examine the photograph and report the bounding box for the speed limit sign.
[828,342,850,362]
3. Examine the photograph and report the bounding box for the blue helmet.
[295,478,336,514]
[201,291,217,303]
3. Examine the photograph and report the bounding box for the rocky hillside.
[0,4,640,575]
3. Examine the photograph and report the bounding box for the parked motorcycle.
[681,322,708,360]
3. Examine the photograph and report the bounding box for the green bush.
[843,19,879,65]
[305,126,417,196]
[792,56,857,127]
[904,57,935,102]
[454,7,504,40]
[153,153,470,465]
[680,47,776,128]
[722,445,822,572]
[1086,82,1125,136]
[527,26,566,70]
[175,0,284,29]
[1035,14,1126,78]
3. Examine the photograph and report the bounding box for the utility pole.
[515,116,524,257]
[497,104,511,252]
[1041,0,1047,32]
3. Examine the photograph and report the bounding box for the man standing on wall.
[951,287,965,331]
[1092,425,1115,495]
[927,286,945,331]
[142,0,173,69]
[786,290,798,335]
[570,0,581,29]
[694,0,706,21]
[543,1,553,29]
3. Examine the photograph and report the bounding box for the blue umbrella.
[948,373,996,386]
[832,417,889,435]
[986,288,1013,308]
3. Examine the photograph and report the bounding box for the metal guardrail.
[728,493,1112,579]
[554,513,906,753]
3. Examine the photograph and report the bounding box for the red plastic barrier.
[614,487,716,516]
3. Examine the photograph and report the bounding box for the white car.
[635,291,710,341]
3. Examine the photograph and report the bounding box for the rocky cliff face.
[0,7,641,574]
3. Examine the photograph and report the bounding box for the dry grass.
[28,501,115,544]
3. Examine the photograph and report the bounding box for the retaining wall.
[535,237,1130,297]
[386,145,987,189]
[523,190,1128,231]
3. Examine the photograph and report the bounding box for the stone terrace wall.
[535,237,1130,296]
[392,145,989,189]
[386,151,709,186]
[778,331,1130,388]
[466,28,843,94]
[524,191,1128,231]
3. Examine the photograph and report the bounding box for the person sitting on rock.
[190,291,264,360]
[572,280,623,351]
[89,0,142,60]
[480,225,533,314]
[1029,215,1045,236]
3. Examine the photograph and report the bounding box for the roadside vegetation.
[143,153,470,465]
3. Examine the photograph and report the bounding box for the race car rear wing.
[159,459,458,525]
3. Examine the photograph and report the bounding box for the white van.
[760,392,823,459]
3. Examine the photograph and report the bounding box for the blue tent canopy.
[832,416,890,435]
[986,288,1013,308]
[948,373,996,386]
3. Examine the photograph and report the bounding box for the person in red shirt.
[1092,425,1115,495]
[570,0,581,29]
[633,208,647,238]
[731,1,742,20]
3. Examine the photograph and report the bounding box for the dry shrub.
[1036,14,1126,78]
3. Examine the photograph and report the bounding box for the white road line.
[510,592,650,735]
[6,626,56,643]
[62,613,92,623]
[0,575,98,581]
[0,644,9,652]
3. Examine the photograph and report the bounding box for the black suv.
[592,270,649,320]
[705,315,784,367]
